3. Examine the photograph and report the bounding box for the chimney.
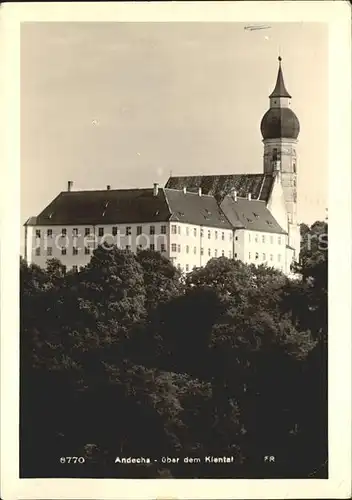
[67,181,73,192]
[107,185,111,190]
[231,189,237,202]
[153,183,159,196]
[248,192,252,201]
[198,187,202,196]
[183,186,187,194]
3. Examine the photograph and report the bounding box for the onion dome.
[260,57,300,140]
[261,107,300,140]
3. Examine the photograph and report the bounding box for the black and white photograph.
[0,2,351,499]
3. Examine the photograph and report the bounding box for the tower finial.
[269,56,291,99]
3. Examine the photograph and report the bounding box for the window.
[177,244,181,253]
[171,225,177,234]
[278,236,281,245]
[248,252,251,260]
[150,244,155,251]
[73,247,78,255]
[85,228,90,236]
[98,227,104,237]
[126,226,131,236]
[272,148,278,161]
[161,225,166,234]
[194,246,197,254]
[186,245,189,254]
[85,247,90,255]
[112,226,118,236]
[177,226,181,235]
[263,253,266,260]
[35,230,41,238]
[215,231,218,240]
[186,227,189,236]
[200,228,204,237]
[185,264,189,272]
[214,249,218,257]
[61,228,67,236]
[270,254,273,261]
[136,226,142,235]
[208,230,211,239]
[262,235,265,243]
[61,247,67,255]
[126,245,131,251]
[293,162,296,173]
[255,252,259,260]
[253,212,259,219]
[208,248,211,256]
[278,254,281,262]
[221,250,225,257]
[47,229,52,237]
[193,228,197,237]
[255,234,258,243]
[72,265,78,273]
[201,248,204,256]
[73,228,78,236]
[47,247,52,256]
[234,252,237,258]
[161,243,166,252]
[150,225,155,235]
[235,236,238,241]
[270,236,274,244]
[35,247,40,256]
[221,232,225,241]
[171,244,177,252]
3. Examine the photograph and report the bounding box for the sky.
[21,21,328,241]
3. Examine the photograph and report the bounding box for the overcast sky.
[21,21,328,237]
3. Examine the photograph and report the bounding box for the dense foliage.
[20,223,328,478]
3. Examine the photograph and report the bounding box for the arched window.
[293,162,296,173]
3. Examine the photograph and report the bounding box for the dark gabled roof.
[164,188,232,229]
[269,57,291,98]
[33,188,171,225]
[24,216,37,226]
[165,174,274,202]
[220,196,287,235]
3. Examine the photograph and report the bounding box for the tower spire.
[269,56,291,99]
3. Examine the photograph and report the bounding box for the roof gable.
[35,188,171,225]
[220,196,287,234]
[165,188,232,229]
[165,174,274,202]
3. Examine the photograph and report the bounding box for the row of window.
[35,243,168,257]
[249,252,282,262]
[35,225,168,239]
[249,233,282,245]
[171,244,233,258]
[171,225,230,240]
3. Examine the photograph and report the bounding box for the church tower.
[260,57,300,260]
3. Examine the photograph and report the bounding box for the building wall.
[168,222,234,273]
[241,229,288,273]
[26,222,290,275]
[26,222,170,271]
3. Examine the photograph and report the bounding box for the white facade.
[26,219,288,275]
[235,229,289,274]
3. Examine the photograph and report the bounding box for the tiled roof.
[24,186,284,235]
[220,196,287,235]
[164,188,232,229]
[32,188,171,225]
[165,174,274,202]
[24,216,38,226]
